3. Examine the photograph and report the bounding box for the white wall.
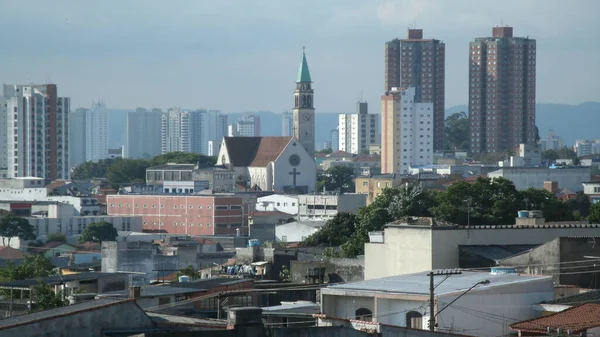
[275,221,323,242]
[256,194,299,214]
[488,167,591,191]
[272,138,317,193]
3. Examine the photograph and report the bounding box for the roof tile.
[224,137,292,167]
[510,303,600,333]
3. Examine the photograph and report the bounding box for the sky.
[1,0,599,113]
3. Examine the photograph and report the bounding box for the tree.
[0,213,36,246]
[31,282,68,311]
[317,148,333,155]
[444,111,470,151]
[71,159,115,180]
[519,188,573,222]
[302,212,356,247]
[590,203,600,224]
[107,158,150,187]
[317,166,355,193]
[150,152,216,167]
[0,255,55,281]
[78,222,118,243]
[542,147,578,164]
[567,191,592,219]
[177,265,200,280]
[46,233,66,243]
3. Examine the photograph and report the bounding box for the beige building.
[365,217,600,280]
[355,174,406,205]
[381,87,433,174]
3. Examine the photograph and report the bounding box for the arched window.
[406,311,423,329]
[355,308,372,321]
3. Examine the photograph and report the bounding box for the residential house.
[297,194,366,221]
[355,174,406,205]
[510,303,600,336]
[33,241,78,258]
[583,181,600,204]
[256,194,299,214]
[276,221,326,243]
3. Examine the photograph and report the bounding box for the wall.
[256,194,299,215]
[102,241,176,285]
[291,258,364,283]
[28,215,142,238]
[276,221,324,243]
[249,222,276,243]
[0,300,154,337]
[487,167,591,191]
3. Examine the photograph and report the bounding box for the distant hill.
[106,102,600,149]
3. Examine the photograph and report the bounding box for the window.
[173,222,178,226]
[362,181,368,186]
[230,205,242,210]
[292,203,296,206]
[198,205,203,209]
[215,205,228,210]
[406,311,423,329]
[355,308,372,322]
[143,204,148,208]
[189,205,194,209]
[126,204,131,208]
[277,202,281,206]
[283,202,288,206]
[174,205,178,209]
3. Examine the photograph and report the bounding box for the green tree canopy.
[46,233,66,243]
[78,222,118,243]
[302,212,357,247]
[0,213,36,246]
[177,265,200,280]
[542,147,578,164]
[590,202,600,224]
[317,148,333,155]
[568,191,592,219]
[31,282,68,311]
[317,166,355,193]
[0,254,55,281]
[444,111,469,151]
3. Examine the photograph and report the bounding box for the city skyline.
[0,1,598,113]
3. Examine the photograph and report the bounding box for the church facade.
[217,136,316,193]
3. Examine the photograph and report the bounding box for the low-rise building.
[355,174,406,205]
[583,181,600,204]
[256,194,299,214]
[511,303,600,336]
[297,194,366,221]
[487,166,591,192]
[365,217,600,280]
[321,270,553,337]
[107,194,253,235]
[275,220,326,243]
[145,164,236,193]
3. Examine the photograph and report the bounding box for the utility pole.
[428,269,463,331]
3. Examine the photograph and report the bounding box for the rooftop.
[459,245,539,262]
[510,303,600,334]
[326,271,550,296]
[146,312,226,328]
[97,285,201,298]
[543,290,600,306]
[0,272,129,290]
[164,277,252,290]
[262,301,320,316]
[146,164,195,171]
[223,137,292,167]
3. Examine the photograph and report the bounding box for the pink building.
[107,195,250,236]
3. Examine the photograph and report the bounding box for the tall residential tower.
[292,50,315,157]
[124,108,163,158]
[385,29,445,151]
[338,101,379,154]
[469,26,536,153]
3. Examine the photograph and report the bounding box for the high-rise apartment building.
[161,108,202,154]
[338,101,379,154]
[199,110,227,155]
[282,111,292,137]
[469,26,536,153]
[124,108,163,158]
[236,115,260,137]
[385,29,445,151]
[381,87,434,174]
[85,101,109,162]
[0,84,69,179]
[69,108,87,168]
[292,50,315,157]
[330,128,339,152]
[539,129,564,152]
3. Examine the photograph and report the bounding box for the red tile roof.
[223,137,292,167]
[510,303,600,334]
[0,246,26,260]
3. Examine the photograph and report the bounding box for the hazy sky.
[1,0,599,113]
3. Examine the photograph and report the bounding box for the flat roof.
[0,272,129,289]
[262,301,320,316]
[325,271,550,296]
[164,277,251,290]
[384,222,600,231]
[98,285,200,298]
[146,164,195,171]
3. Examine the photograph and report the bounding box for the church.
[217,136,316,193]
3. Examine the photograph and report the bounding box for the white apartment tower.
[236,114,260,137]
[0,84,69,179]
[124,108,163,158]
[381,87,433,174]
[330,128,339,152]
[199,110,227,155]
[69,108,87,169]
[338,101,379,154]
[161,108,202,153]
[539,129,564,152]
[85,101,109,162]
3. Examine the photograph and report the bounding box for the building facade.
[235,115,260,137]
[487,166,591,191]
[355,174,407,205]
[107,194,251,236]
[125,108,163,159]
[469,26,536,153]
[539,129,564,151]
[381,87,434,174]
[338,102,379,155]
[281,112,292,137]
[297,194,366,221]
[292,51,316,157]
[575,139,600,157]
[0,84,69,179]
[330,128,339,152]
[200,110,228,156]
[161,108,201,154]
[69,108,87,169]
[385,29,445,151]
[84,101,109,162]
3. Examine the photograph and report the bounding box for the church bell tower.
[292,48,315,157]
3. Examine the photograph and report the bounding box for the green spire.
[296,51,312,83]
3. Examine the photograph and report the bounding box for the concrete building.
[381,87,434,174]
[575,139,600,157]
[235,114,261,137]
[539,129,564,151]
[69,108,87,169]
[282,111,292,137]
[338,101,379,155]
[583,181,600,204]
[256,194,299,214]
[385,29,445,151]
[85,101,109,162]
[330,128,339,152]
[0,84,69,179]
[297,194,366,221]
[200,110,228,156]
[275,221,326,243]
[355,174,407,205]
[321,271,553,337]
[161,107,201,154]
[107,194,253,236]
[487,166,591,191]
[145,163,236,193]
[469,26,536,153]
[124,108,163,159]
[292,50,316,157]
[323,154,381,177]
[107,148,123,159]
[364,218,600,280]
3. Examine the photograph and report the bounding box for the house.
[498,237,600,288]
[276,221,326,243]
[487,166,591,192]
[0,272,129,296]
[540,290,600,313]
[583,181,600,204]
[256,194,299,214]
[355,174,407,205]
[0,246,26,260]
[510,303,600,336]
[262,301,321,327]
[96,284,204,310]
[321,270,553,337]
[365,217,600,280]
[297,193,366,221]
[32,241,78,258]
[217,136,317,193]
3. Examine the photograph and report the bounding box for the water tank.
[517,211,529,218]
[178,275,190,283]
[248,239,261,247]
[490,267,517,275]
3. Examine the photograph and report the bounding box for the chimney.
[129,286,141,299]
[544,181,559,194]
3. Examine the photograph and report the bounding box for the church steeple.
[297,49,312,83]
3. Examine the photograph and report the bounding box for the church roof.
[297,52,312,83]
[224,137,292,168]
